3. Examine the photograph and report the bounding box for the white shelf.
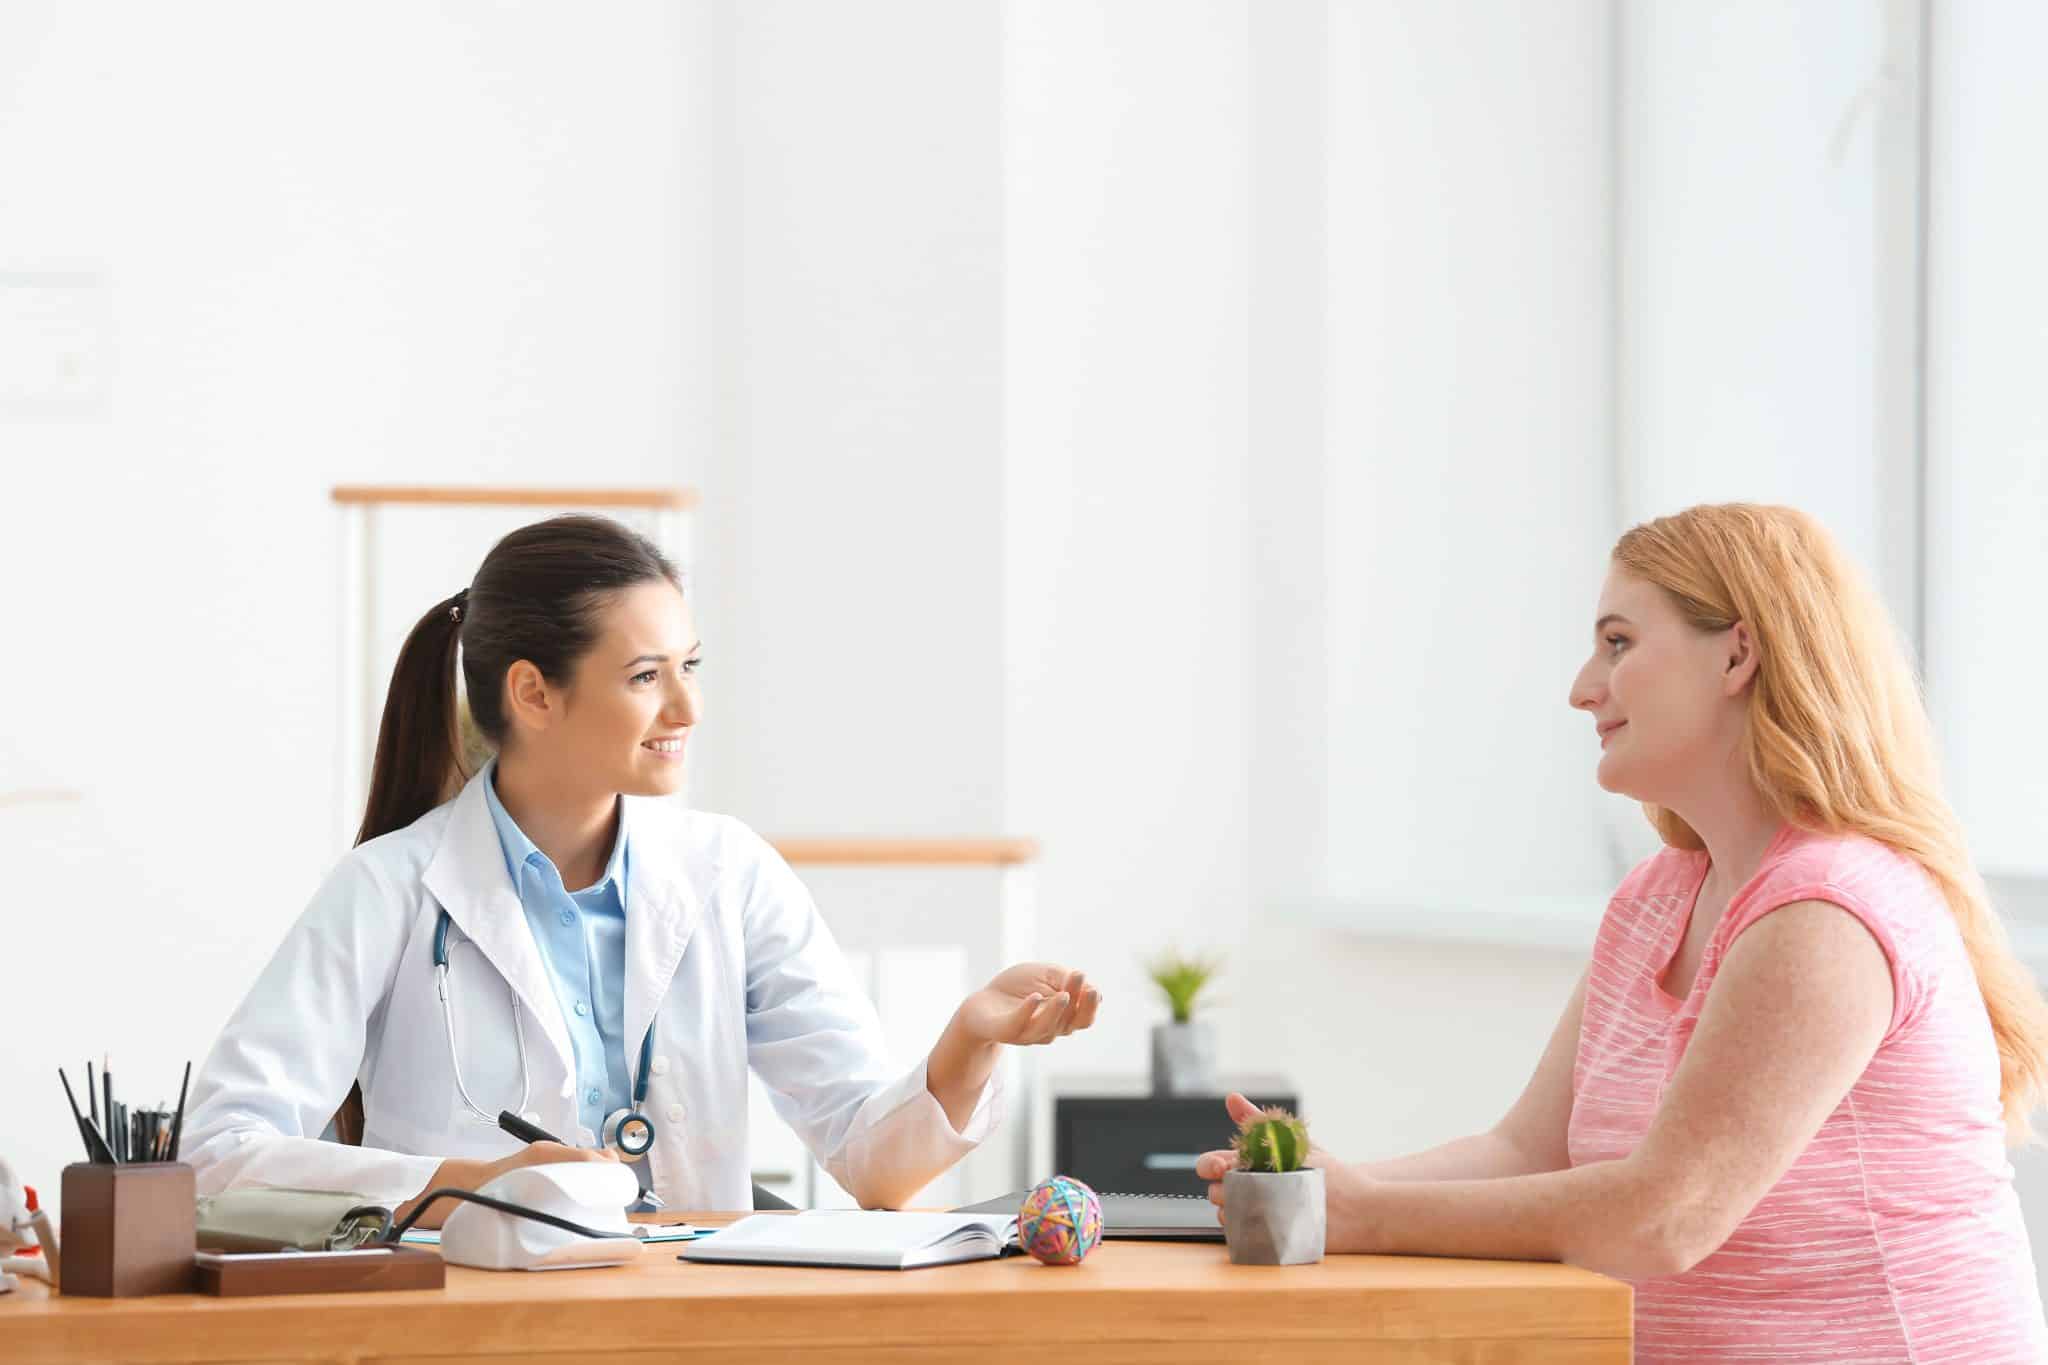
[1304,895,1608,954]
[1308,884,2048,978]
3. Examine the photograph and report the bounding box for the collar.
[480,757,629,905]
[426,767,703,1093]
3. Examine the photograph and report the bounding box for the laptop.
[952,1190,1222,1242]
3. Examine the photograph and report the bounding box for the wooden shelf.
[1307,895,1607,953]
[770,837,1040,868]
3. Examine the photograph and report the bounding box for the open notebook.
[676,1211,1017,1270]
[955,1190,1222,1241]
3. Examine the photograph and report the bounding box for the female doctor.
[182,515,1100,1221]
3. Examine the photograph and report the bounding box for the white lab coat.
[181,770,1000,1211]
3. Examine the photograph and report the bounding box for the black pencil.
[168,1060,192,1163]
[103,1057,114,1162]
[59,1068,117,1163]
[87,1059,98,1128]
[58,1067,89,1158]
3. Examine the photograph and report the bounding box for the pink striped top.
[1569,825,2047,1362]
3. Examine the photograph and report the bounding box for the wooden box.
[59,1162,196,1297]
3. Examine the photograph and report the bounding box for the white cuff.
[829,1056,1007,1208]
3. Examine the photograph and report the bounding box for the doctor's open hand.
[957,964,1102,1046]
[925,964,1101,1131]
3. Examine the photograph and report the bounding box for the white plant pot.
[1222,1168,1326,1265]
[1149,1020,1217,1095]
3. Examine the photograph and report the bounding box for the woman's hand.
[396,1141,617,1228]
[953,963,1103,1046]
[1195,1092,1379,1253]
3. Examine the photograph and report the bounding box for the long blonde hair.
[1614,503,2048,1139]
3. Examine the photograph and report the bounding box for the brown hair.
[354,514,681,847]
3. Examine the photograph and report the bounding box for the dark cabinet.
[1054,1079,1300,1196]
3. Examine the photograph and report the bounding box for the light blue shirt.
[482,764,632,1141]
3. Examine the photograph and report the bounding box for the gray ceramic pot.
[1222,1167,1326,1265]
[1149,1020,1217,1095]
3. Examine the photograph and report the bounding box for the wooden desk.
[6,1218,1631,1363]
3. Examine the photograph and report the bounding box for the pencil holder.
[60,1162,197,1296]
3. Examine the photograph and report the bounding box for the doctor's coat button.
[651,1056,669,1076]
[666,1104,685,1123]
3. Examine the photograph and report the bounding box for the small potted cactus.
[1222,1106,1325,1265]
[1146,949,1221,1095]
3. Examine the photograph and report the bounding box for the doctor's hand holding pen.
[926,964,1102,1132]
[393,1141,618,1230]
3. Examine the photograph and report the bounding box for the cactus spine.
[1232,1106,1310,1174]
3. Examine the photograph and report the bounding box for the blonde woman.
[1201,504,2048,1362]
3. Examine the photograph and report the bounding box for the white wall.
[705,0,1006,839]
[1921,0,2048,1272]
[1925,1,2048,879]
[1243,0,1616,1163]
[703,0,1010,1208]
[1320,0,1619,915]
[1614,0,1919,627]
[1000,0,1254,1086]
[0,0,710,1205]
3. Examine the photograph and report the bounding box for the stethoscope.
[432,910,658,1160]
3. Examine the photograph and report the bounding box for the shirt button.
[573,999,588,1017]
[651,1055,669,1076]
[587,1088,601,1106]
[666,1103,685,1124]
[559,909,574,926]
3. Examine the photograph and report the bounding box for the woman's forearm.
[1360,1127,1562,1182]
[1335,1156,1687,1280]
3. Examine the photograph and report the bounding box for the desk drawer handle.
[1142,1153,1201,1171]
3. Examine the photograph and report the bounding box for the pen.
[59,1068,117,1164]
[498,1109,567,1146]
[168,1060,191,1162]
[87,1059,98,1129]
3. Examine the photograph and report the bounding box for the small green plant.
[1233,1106,1311,1174]
[1146,950,1222,1023]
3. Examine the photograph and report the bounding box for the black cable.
[384,1188,624,1244]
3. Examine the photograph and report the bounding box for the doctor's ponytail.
[355,589,469,846]
[354,515,681,847]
